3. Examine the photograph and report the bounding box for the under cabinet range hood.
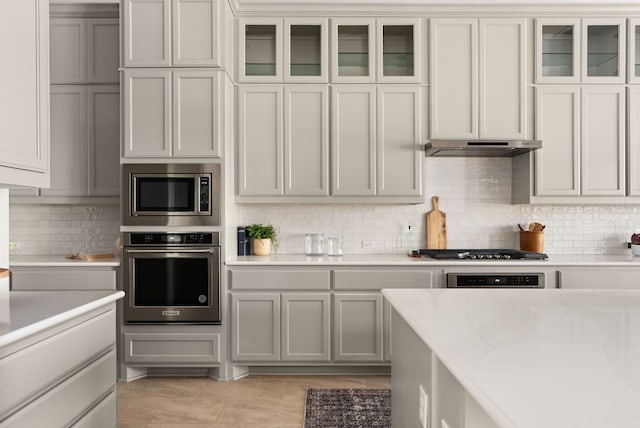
[424,140,542,157]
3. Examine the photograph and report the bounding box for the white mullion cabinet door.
[237,85,283,195]
[172,70,220,157]
[281,293,330,362]
[331,18,376,83]
[284,17,328,83]
[628,19,640,83]
[122,69,172,157]
[376,18,422,83]
[123,0,171,67]
[284,85,329,195]
[430,18,478,139]
[581,18,625,84]
[331,85,376,196]
[535,86,580,196]
[629,86,640,196]
[376,86,422,197]
[87,85,120,196]
[332,293,383,362]
[50,18,86,84]
[44,86,87,197]
[479,18,527,139]
[87,18,119,84]
[581,86,625,196]
[231,293,280,361]
[172,0,221,67]
[237,18,283,83]
[535,18,581,83]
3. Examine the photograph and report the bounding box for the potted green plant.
[246,224,277,256]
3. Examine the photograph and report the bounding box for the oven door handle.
[125,248,216,254]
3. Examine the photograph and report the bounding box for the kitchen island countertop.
[226,253,640,266]
[383,288,640,428]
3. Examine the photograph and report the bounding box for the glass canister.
[305,233,325,255]
[327,237,343,256]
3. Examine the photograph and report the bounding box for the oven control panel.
[126,232,218,246]
[447,273,545,288]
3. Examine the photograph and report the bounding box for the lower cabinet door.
[332,293,384,362]
[281,293,330,361]
[231,293,280,361]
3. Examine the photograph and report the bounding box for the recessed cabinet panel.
[377,19,421,83]
[331,19,375,83]
[88,86,119,196]
[45,87,87,197]
[582,19,625,83]
[231,293,280,361]
[333,293,383,362]
[536,19,580,83]
[376,86,422,196]
[172,0,220,66]
[50,18,86,84]
[123,0,171,66]
[629,87,640,196]
[284,18,328,83]
[479,19,527,139]
[238,19,282,82]
[281,293,330,361]
[331,86,376,196]
[87,19,119,83]
[123,69,172,157]
[581,86,625,195]
[430,19,477,139]
[238,86,283,195]
[535,86,580,196]
[172,71,220,157]
[284,86,329,195]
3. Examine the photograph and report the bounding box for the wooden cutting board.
[78,252,115,261]
[426,196,447,249]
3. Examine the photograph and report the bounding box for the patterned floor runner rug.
[303,388,391,428]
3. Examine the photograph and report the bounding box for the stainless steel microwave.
[122,164,220,226]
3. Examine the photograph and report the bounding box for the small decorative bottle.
[404,225,415,254]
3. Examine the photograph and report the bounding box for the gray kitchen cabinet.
[123,69,222,158]
[430,18,527,139]
[333,293,384,362]
[0,303,117,427]
[231,292,280,361]
[123,332,221,364]
[123,0,222,67]
[0,0,50,188]
[515,85,625,203]
[281,293,331,361]
[50,16,119,84]
[558,268,640,289]
[238,85,329,196]
[628,86,640,196]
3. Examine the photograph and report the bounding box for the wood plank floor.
[117,375,391,428]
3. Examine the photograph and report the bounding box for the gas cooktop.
[418,249,548,260]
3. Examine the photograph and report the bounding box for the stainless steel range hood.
[424,140,542,157]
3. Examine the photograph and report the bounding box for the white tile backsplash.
[9,204,119,256]
[240,158,640,255]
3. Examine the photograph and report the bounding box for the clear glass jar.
[304,233,325,255]
[327,237,343,256]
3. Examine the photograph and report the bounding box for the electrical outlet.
[418,385,429,428]
[362,240,376,249]
[8,242,20,250]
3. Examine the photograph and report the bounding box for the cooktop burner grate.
[418,249,548,260]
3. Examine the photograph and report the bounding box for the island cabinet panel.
[558,268,640,289]
[281,293,331,361]
[434,358,465,428]
[71,391,116,428]
[332,293,384,362]
[231,293,281,361]
[123,332,221,363]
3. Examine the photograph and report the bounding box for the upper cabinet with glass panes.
[628,18,640,83]
[536,18,625,83]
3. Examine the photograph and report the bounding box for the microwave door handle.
[125,248,215,254]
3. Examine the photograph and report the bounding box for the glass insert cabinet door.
[377,18,421,83]
[238,18,283,82]
[536,18,581,83]
[284,18,328,82]
[331,18,375,82]
[628,19,640,83]
[581,18,625,83]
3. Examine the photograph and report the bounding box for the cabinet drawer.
[71,389,116,428]
[0,350,116,428]
[10,269,116,291]
[0,309,115,418]
[231,269,330,290]
[333,269,432,290]
[559,269,640,289]
[123,332,221,364]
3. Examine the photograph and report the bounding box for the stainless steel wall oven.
[122,232,221,324]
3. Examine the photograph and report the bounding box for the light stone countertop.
[0,290,124,348]
[9,255,121,267]
[383,288,640,428]
[225,253,640,266]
